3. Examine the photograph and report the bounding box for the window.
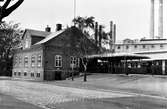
[55,55,62,67]
[24,56,28,67]
[31,73,34,77]
[15,56,18,66]
[137,63,141,68]
[19,56,22,66]
[143,45,146,49]
[25,39,29,48]
[71,56,79,68]
[31,56,35,67]
[14,72,17,76]
[151,45,154,48]
[76,58,80,67]
[24,72,27,76]
[126,46,129,49]
[156,61,159,66]
[117,46,121,49]
[18,72,21,76]
[36,73,40,77]
[37,55,42,67]
[160,44,163,48]
[134,45,137,48]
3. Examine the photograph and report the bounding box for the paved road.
[1,75,167,109]
[55,96,167,109]
[0,80,135,109]
[0,93,42,109]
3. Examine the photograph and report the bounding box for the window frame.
[15,56,18,66]
[24,56,28,67]
[36,73,40,77]
[31,73,34,77]
[37,55,42,67]
[55,55,62,67]
[70,56,79,68]
[31,56,35,67]
[160,44,164,48]
[126,45,129,49]
[24,72,27,76]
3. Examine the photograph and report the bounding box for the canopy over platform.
[87,53,150,61]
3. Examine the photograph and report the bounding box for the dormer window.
[25,39,29,48]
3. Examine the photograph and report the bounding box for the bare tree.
[79,38,90,82]
[0,0,24,22]
[0,21,22,76]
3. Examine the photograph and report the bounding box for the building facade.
[12,27,99,81]
[114,38,167,75]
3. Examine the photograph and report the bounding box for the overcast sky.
[4,0,167,41]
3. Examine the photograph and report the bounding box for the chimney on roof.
[56,24,62,31]
[45,25,51,32]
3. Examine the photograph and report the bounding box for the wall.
[115,43,167,53]
[12,46,44,81]
[43,27,98,80]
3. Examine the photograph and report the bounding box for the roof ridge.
[35,29,65,45]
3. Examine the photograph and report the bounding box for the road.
[0,93,42,109]
[0,75,167,109]
[55,96,167,109]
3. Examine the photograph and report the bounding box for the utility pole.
[74,0,76,26]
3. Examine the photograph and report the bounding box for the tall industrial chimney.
[150,0,155,39]
[113,24,116,44]
[99,25,102,47]
[158,0,163,39]
[110,21,113,41]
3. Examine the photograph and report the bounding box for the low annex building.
[12,26,99,81]
[114,38,167,75]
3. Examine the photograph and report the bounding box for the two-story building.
[12,26,99,81]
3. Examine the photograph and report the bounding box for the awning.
[86,53,150,61]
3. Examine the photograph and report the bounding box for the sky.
[4,0,167,41]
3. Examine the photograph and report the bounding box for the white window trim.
[37,55,42,67]
[15,56,18,66]
[31,56,35,67]
[70,56,80,68]
[55,55,62,67]
[25,39,29,48]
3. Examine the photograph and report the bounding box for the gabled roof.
[35,29,65,45]
[22,29,51,38]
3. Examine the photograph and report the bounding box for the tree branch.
[2,0,12,9]
[2,0,24,18]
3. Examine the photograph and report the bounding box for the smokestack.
[56,24,62,31]
[150,0,155,39]
[110,24,116,52]
[45,25,51,32]
[110,21,113,40]
[113,24,116,43]
[95,22,98,46]
[99,25,102,47]
[158,0,163,39]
